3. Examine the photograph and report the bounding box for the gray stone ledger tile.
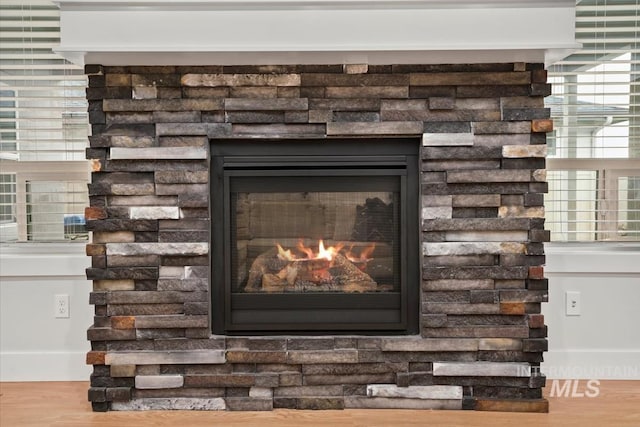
[105,350,225,365]
[130,207,180,220]
[106,242,208,256]
[327,121,423,135]
[110,147,207,160]
[111,398,226,411]
[381,338,478,352]
[432,362,531,377]
[422,242,526,256]
[422,133,474,146]
[367,385,463,400]
[502,145,547,158]
[135,375,184,389]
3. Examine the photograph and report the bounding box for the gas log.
[245,247,389,293]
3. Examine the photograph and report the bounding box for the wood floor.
[1,381,639,427]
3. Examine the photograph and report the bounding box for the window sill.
[0,243,89,278]
[545,242,640,275]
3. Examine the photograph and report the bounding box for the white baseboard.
[542,350,640,379]
[0,351,91,382]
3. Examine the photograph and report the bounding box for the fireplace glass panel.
[231,190,400,295]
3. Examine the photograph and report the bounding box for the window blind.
[0,0,89,242]
[545,0,640,241]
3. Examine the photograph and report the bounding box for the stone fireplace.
[84,63,552,412]
[53,0,578,414]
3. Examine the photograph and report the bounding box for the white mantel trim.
[55,0,578,67]
[57,49,580,69]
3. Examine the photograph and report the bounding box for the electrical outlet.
[54,294,70,318]
[565,291,581,316]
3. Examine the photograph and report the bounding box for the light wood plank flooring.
[1,381,639,426]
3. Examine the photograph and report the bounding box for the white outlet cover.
[565,291,581,316]
[54,294,70,318]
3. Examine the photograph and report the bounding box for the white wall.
[0,244,93,381]
[1,243,638,381]
[543,243,640,379]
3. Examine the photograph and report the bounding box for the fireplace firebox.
[211,140,419,334]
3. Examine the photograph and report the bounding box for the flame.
[316,240,344,261]
[276,240,371,264]
[296,240,315,259]
[296,239,343,261]
[343,243,376,271]
[277,243,295,261]
[344,243,376,263]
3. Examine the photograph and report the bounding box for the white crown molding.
[57,48,581,69]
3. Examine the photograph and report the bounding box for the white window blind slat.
[0,64,85,70]
[0,11,59,18]
[0,54,66,60]
[1,20,61,28]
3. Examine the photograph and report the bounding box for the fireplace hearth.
[211,140,419,333]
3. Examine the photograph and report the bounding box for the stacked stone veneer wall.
[84,63,551,412]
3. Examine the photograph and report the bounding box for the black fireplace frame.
[211,139,420,334]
